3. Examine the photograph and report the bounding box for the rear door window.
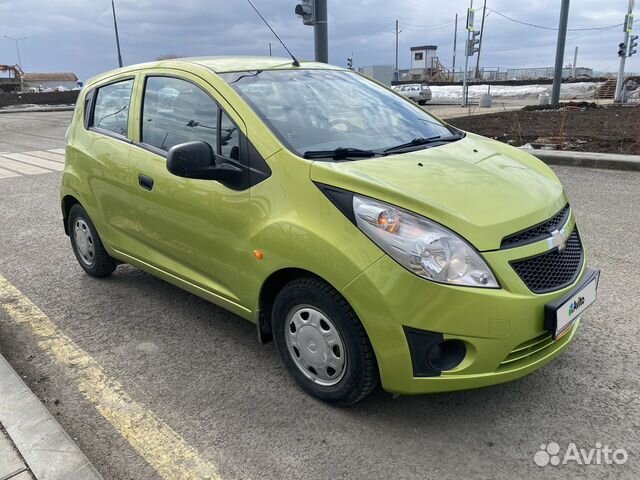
[91,79,134,137]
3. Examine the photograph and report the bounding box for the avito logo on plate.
[568,296,585,316]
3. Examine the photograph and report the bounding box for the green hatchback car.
[61,57,599,405]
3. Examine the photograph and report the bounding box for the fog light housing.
[403,327,468,377]
[426,340,466,371]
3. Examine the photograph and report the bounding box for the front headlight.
[353,195,499,288]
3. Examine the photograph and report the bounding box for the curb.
[0,106,75,114]
[0,354,103,480]
[523,149,640,172]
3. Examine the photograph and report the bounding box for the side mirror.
[166,141,241,181]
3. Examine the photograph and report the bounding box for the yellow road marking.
[0,275,221,480]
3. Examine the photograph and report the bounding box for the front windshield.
[220,69,455,156]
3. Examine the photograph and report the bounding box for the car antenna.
[246,0,301,67]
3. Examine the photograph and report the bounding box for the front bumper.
[341,224,589,395]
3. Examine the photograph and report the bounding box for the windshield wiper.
[383,134,464,155]
[303,147,378,160]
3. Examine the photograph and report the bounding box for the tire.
[68,204,117,278]
[418,99,427,105]
[272,277,379,406]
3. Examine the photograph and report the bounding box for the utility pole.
[111,0,123,68]
[314,0,328,63]
[452,14,458,78]
[3,36,26,70]
[474,0,487,79]
[572,46,578,77]
[551,0,570,107]
[269,42,272,56]
[395,20,400,82]
[615,0,635,102]
[462,0,474,107]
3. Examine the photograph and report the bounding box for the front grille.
[510,228,583,293]
[501,205,570,249]
[499,332,555,370]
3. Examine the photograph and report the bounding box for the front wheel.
[272,278,379,406]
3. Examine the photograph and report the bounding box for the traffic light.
[619,42,628,57]
[346,56,353,70]
[467,31,481,56]
[629,35,639,57]
[295,0,315,26]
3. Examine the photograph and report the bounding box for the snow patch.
[430,82,603,102]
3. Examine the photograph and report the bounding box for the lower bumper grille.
[510,228,584,293]
[499,332,555,369]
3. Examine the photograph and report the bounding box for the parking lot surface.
[0,111,638,479]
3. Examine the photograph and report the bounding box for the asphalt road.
[0,111,638,480]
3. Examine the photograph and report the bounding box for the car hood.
[309,133,566,251]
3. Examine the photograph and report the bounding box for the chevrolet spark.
[61,57,599,405]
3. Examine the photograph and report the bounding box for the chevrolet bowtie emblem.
[548,227,569,252]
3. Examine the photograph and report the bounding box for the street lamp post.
[3,35,27,70]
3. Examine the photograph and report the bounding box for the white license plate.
[553,273,598,339]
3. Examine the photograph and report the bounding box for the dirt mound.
[448,104,640,154]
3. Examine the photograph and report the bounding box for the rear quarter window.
[82,89,95,129]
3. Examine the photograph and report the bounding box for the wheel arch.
[61,194,81,235]
[257,267,336,344]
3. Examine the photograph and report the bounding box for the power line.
[331,22,396,48]
[488,8,623,31]
[403,24,455,32]
[401,20,456,31]
[482,26,619,54]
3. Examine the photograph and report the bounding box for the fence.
[444,66,596,82]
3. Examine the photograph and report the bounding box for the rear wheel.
[68,204,117,278]
[272,277,379,406]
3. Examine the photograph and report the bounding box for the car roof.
[86,56,344,85]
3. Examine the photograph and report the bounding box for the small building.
[408,46,449,82]
[21,72,79,91]
[358,65,394,86]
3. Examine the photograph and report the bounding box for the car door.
[128,72,252,311]
[83,76,139,252]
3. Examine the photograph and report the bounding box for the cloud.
[0,0,636,80]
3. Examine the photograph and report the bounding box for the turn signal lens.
[377,210,400,233]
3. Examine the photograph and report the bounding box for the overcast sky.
[0,0,637,81]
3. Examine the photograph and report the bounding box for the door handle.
[138,173,154,191]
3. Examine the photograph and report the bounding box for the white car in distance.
[392,83,432,105]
